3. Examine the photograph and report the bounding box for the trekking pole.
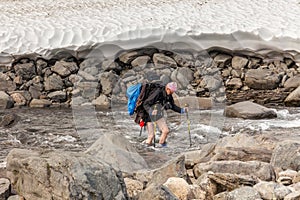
[185,103,192,147]
[153,105,157,148]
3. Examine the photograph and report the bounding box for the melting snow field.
[0,0,299,58]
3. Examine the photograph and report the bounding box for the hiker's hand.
[184,107,189,113]
[152,109,157,116]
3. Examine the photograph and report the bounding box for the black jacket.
[142,85,182,122]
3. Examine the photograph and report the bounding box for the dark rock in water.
[224,101,277,119]
[0,113,19,128]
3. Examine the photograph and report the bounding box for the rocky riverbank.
[1,46,300,110]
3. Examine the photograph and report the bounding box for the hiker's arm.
[143,90,160,114]
[168,96,182,113]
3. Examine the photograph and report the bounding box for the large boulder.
[6,149,128,200]
[193,160,275,181]
[85,133,148,173]
[184,134,274,168]
[245,69,281,89]
[270,141,300,171]
[285,86,300,106]
[224,101,277,119]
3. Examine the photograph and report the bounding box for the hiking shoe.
[157,142,167,148]
[141,140,151,147]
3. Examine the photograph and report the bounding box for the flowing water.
[1,105,300,169]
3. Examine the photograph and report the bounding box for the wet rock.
[0,178,10,200]
[0,113,19,128]
[224,101,277,119]
[6,149,127,200]
[0,91,14,109]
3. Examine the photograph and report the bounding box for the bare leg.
[145,122,154,145]
[156,118,169,144]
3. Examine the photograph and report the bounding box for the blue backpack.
[126,83,142,115]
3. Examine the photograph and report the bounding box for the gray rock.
[29,99,52,108]
[36,59,48,75]
[44,73,64,91]
[6,149,127,200]
[131,55,151,68]
[245,69,281,89]
[75,81,99,100]
[0,178,10,200]
[153,53,177,69]
[284,75,300,89]
[224,101,277,119]
[51,61,78,77]
[47,91,67,102]
[0,113,19,128]
[254,181,292,200]
[193,160,275,181]
[171,67,194,89]
[271,141,300,171]
[285,86,300,106]
[29,84,43,99]
[10,92,26,106]
[99,71,118,95]
[92,94,110,109]
[78,70,97,81]
[232,56,249,70]
[199,75,223,92]
[14,62,36,80]
[213,54,232,68]
[284,191,300,200]
[86,133,148,173]
[0,72,16,92]
[119,51,139,64]
[0,91,14,109]
[7,195,23,200]
[227,186,262,200]
[225,78,243,90]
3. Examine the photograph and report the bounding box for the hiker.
[141,82,188,147]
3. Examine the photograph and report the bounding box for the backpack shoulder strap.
[135,83,148,108]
